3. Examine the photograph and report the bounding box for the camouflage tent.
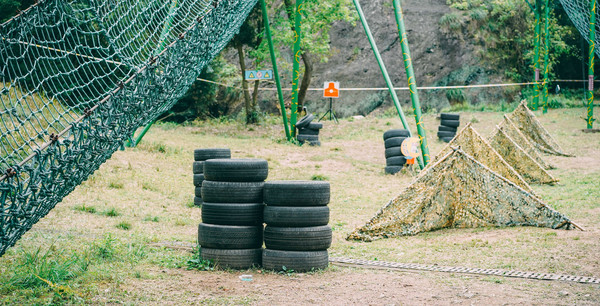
[497,115,555,170]
[347,149,575,241]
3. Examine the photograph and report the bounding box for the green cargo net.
[560,0,600,57]
[0,0,258,257]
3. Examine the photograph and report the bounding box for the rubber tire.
[194,196,203,207]
[195,186,202,197]
[194,148,231,161]
[203,159,268,182]
[383,129,410,140]
[440,119,460,128]
[295,114,315,129]
[200,248,262,269]
[201,181,264,203]
[297,134,319,144]
[193,161,204,174]
[263,206,330,227]
[297,128,320,136]
[262,249,328,272]
[201,203,264,226]
[264,181,330,206]
[193,174,205,187]
[264,225,332,251]
[441,136,454,143]
[384,136,407,149]
[386,156,407,167]
[385,166,403,174]
[197,223,263,249]
[306,141,321,147]
[440,113,460,120]
[384,146,403,159]
[307,122,323,130]
[438,125,457,132]
[437,131,456,138]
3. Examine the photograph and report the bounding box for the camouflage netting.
[427,123,533,194]
[509,101,573,157]
[489,126,558,185]
[346,149,575,241]
[497,115,555,170]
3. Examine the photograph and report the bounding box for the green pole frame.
[392,0,430,166]
[260,0,292,140]
[533,0,541,110]
[352,0,423,169]
[542,0,550,114]
[588,0,596,129]
[290,0,303,136]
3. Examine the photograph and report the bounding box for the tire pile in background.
[193,148,231,207]
[263,181,331,272]
[437,113,460,143]
[383,129,410,175]
[296,114,323,146]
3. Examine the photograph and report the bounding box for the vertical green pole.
[392,0,429,166]
[290,0,303,137]
[260,0,292,140]
[588,0,596,129]
[533,0,541,110]
[352,0,423,169]
[542,0,550,114]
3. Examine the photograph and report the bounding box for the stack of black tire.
[193,148,231,207]
[437,113,460,143]
[197,159,268,269]
[262,181,331,272]
[383,129,410,175]
[295,114,322,146]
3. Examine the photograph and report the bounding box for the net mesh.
[0,0,258,256]
[497,115,555,170]
[559,0,600,58]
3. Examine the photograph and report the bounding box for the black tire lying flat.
[440,113,460,120]
[386,156,407,166]
[307,122,323,130]
[264,225,332,251]
[263,206,330,227]
[194,196,203,207]
[262,249,328,272]
[438,125,457,132]
[194,148,231,161]
[306,141,321,147]
[437,131,456,138]
[441,136,454,143]
[440,119,460,128]
[297,134,319,144]
[384,146,403,159]
[384,136,407,149]
[201,181,265,203]
[385,166,403,174]
[203,159,268,182]
[263,181,330,206]
[193,161,204,174]
[197,223,263,249]
[195,186,202,197]
[295,114,315,129]
[193,174,205,187]
[297,128,319,136]
[201,203,264,226]
[383,129,410,140]
[201,248,262,269]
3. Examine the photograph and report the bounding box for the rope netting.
[0,0,258,256]
[559,0,600,58]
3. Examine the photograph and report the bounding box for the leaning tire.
[264,206,330,227]
[384,146,403,158]
[203,159,268,182]
[384,136,407,149]
[263,181,330,206]
[201,181,264,203]
[307,122,323,130]
[440,119,460,128]
[201,248,262,269]
[295,114,315,129]
[383,129,410,140]
[437,131,456,138]
[264,226,332,251]
[201,203,264,226]
[386,156,407,166]
[440,113,460,120]
[194,148,231,161]
[385,166,403,174]
[438,125,457,132]
[262,249,328,272]
[197,223,263,249]
[193,161,204,174]
[193,174,205,187]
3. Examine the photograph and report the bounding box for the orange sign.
[323,82,340,98]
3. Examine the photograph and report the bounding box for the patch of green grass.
[311,174,329,181]
[101,208,121,217]
[143,216,160,222]
[116,222,131,230]
[73,204,96,214]
[108,181,124,189]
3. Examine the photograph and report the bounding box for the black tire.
[441,136,454,143]
[201,181,264,203]
[194,196,203,207]
[307,141,321,147]
[386,156,407,166]
[384,136,407,149]
[440,119,460,128]
[201,203,264,226]
[197,223,263,249]
[307,122,323,130]
[263,181,330,206]
[297,128,320,136]
[200,248,262,269]
[264,206,330,227]
[385,166,403,174]
[262,249,328,272]
[384,146,403,158]
[438,125,457,132]
[203,159,268,182]
[297,134,319,144]
[437,131,456,138]
[440,113,460,120]
[194,148,231,161]
[193,161,204,174]
[195,186,202,197]
[264,226,332,251]
[383,129,410,140]
[295,114,315,129]
[193,174,205,187]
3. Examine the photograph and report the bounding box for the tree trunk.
[283,0,311,109]
[236,42,254,124]
[252,80,260,108]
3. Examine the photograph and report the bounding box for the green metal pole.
[133,119,157,147]
[352,0,423,169]
[588,0,596,129]
[392,0,430,166]
[290,0,303,136]
[260,0,292,140]
[533,0,541,110]
[542,0,550,114]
